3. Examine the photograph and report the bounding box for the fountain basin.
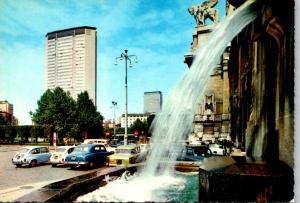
[16,162,199,202]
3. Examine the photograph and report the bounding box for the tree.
[0,114,7,125]
[5,126,17,143]
[17,125,31,143]
[30,88,104,144]
[130,119,149,136]
[76,91,103,139]
[30,87,77,144]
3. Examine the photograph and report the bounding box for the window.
[31,148,40,154]
[186,148,194,155]
[40,147,49,153]
[68,148,75,154]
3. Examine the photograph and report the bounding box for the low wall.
[17,162,199,202]
[198,156,294,202]
[16,166,137,202]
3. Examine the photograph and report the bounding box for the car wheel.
[16,164,22,167]
[88,161,94,168]
[52,164,57,167]
[30,160,37,167]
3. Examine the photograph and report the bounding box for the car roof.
[116,145,138,150]
[22,146,48,149]
[56,146,75,149]
[78,143,104,148]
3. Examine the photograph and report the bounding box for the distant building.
[103,119,114,129]
[118,113,147,128]
[0,101,17,125]
[45,26,97,104]
[144,91,163,114]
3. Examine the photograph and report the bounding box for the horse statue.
[188,0,220,26]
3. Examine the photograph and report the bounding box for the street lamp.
[114,50,138,145]
[111,101,118,137]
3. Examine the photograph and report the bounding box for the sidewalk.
[0,179,62,202]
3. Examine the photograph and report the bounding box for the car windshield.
[74,146,90,152]
[18,148,30,153]
[116,149,136,154]
[55,147,66,152]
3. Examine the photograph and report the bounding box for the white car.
[209,143,225,156]
[50,146,75,167]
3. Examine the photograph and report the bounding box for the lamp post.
[114,50,138,145]
[111,101,118,137]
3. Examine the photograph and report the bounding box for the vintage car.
[12,146,51,167]
[209,143,226,156]
[65,144,113,169]
[177,144,212,162]
[50,146,75,167]
[107,144,141,166]
[136,143,151,162]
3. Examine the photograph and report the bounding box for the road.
[0,144,103,201]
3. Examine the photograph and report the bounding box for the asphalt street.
[0,144,102,201]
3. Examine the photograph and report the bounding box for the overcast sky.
[0,0,225,125]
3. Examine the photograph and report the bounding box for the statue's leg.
[215,10,220,22]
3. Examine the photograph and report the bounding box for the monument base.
[198,156,294,202]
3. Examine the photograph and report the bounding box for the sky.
[0,0,225,125]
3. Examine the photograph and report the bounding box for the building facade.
[0,100,18,125]
[185,3,230,143]
[226,0,294,168]
[45,26,97,104]
[144,91,163,114]
[118,113,147,128]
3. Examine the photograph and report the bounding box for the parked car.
[83,139,109,146]
[12,146,51,167]
[177,144,212,162]
[209,143,226,156]
[109,140,137,148]
[107,144,141,166]
[136,143,151,162]
[65,144,113,169]
[50,146,75,167]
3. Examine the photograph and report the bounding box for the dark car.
[65,144,113,169]
[177,144,212,162]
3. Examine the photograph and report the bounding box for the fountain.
[76,0,260,202]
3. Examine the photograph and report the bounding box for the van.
[83,139,109,146]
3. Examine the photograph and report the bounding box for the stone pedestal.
[198,157,294,202]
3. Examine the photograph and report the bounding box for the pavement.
[0,179,63,202]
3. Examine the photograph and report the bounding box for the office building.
[118,113,147,128]
[144,91,162,114]
[0,100,18,125]
[45,26,97,104]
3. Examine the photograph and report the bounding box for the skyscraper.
[45,26,97,104]
[144,91,163,114]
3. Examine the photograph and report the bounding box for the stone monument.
[185,0,230,146]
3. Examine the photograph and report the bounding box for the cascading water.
[77,0,260,201]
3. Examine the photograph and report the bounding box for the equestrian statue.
[188,0,220,26]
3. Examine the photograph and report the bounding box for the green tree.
[130,119,148,136]
[5,126,17,143]
[30,87,77,144]
[0,114,7,125]
[76,91,103,139]
[0,126,5,143]
[17,125,31,143]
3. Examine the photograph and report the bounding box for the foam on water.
[77,0,259,201]
[76,172,187,202]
